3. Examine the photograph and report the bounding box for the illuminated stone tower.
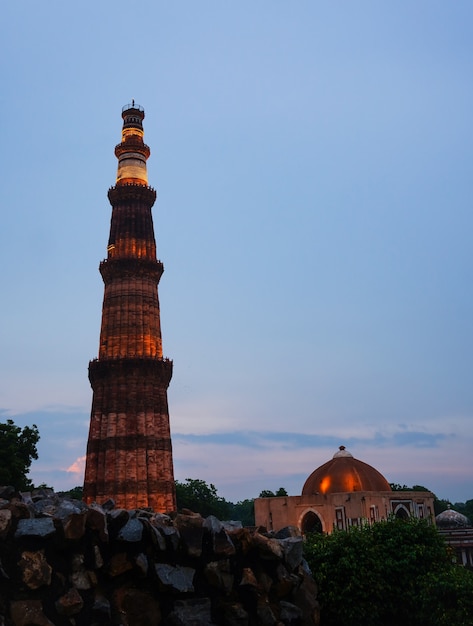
[83,104,176,511]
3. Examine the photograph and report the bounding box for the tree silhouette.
[0,419,39,491]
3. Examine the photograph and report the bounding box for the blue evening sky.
[1,2,472,503]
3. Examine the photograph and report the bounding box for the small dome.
[302,446,392,496]
[436,508,471,529]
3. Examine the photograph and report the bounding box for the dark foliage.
[453,499,473,523]
[0,419,39,491]
[228,498,255,527]
[389,482,430,491]
[258,487,288,498]
[304,517,473,626]
[59,485,84,500]
[175,478,231,519]
[175,478,256,526]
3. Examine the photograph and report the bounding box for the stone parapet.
[89,357,173,388]
[99,258,164,284]
[108,184,156,206]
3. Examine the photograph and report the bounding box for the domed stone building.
[254,446,435,534]
[436,507,473,568]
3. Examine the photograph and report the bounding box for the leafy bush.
[304,517,473,626]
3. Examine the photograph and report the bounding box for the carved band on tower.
[83,104,176,511]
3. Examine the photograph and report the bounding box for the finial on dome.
[333,445,353,458]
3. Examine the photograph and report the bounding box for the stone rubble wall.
[0,488,319,625]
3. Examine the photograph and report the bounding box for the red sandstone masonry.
[83,105,176,511]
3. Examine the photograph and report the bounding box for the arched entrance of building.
[300,510,323,534]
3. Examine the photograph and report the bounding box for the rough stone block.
[167,597,214,625]
[63,511,87,540]
[280,537,303,571]
[18,550,52,590]
[204,560,234,594]
[0,510,12,539]
[108,552,133,577]
[86,503,109,542]
[15,518,56,539]
[10,599,54,626]
[55,587,84,616]
[155,563,195,593]
[117,517,143,542]
[114,586,162,626]
[221,602,249,626]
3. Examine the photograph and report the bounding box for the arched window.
[394,504,410,519]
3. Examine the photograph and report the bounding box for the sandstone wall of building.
[255,490,435,534]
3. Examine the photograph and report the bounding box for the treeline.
[17,478,473,528]
[60,479,473,528]
[175,478,256,526]
[1,418,472,524]
[58,480,289,526]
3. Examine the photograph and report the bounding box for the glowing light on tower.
[83,104,176,511]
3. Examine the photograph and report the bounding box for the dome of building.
[436,507,471,529]
[302,446,392,496]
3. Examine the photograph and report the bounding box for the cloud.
[172,424,473,503]
[67,456,86,476]
[173,426,451,451]
[2,405,471,503]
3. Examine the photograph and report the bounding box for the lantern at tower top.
[115,102,151,186]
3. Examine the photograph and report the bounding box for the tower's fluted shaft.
[83,105,176,511]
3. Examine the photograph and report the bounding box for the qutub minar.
[83,103,176,511]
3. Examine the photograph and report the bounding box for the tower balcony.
[99,258,164,284]
[122,103,144,113]
[115,138,151,160]
[108,184,156,206]
[89,356,173,389]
